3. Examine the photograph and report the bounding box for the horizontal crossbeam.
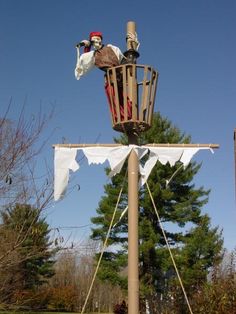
[53,143,219,148]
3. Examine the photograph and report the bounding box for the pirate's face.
[91,36,102,50]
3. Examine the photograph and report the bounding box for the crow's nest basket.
[106,64,158,134]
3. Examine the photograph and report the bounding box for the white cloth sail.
[54,147,79,201]
[54,145,212,201]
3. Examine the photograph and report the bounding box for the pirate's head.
[89,31,103,50]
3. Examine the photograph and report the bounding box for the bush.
[113,300,128,314]
[47,285,78,312]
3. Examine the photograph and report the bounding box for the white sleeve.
[108,44,125,63]
[74,49,95,80]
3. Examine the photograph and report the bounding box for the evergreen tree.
[91,112,223,313]
[0,203,56,305]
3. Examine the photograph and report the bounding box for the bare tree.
[0,102,54,209]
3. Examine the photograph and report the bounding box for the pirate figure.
[75,31,124,78]
[75,32,139,120]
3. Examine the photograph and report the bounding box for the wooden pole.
[127,21,137,50]
[126,21,138,120]
[127,20,140,314]
[234,129,236,200]
[128,133,139,314]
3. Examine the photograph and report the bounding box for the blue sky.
[0,0,235,251]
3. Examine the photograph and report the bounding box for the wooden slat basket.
[106,64,158,134]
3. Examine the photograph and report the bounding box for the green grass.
[0,312,112,314]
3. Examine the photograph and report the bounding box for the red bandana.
[89,31,103,40]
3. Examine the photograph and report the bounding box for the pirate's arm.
[74,40,95,80]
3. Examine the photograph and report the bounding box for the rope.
[145,181,194,314]
[80,169,128,314]
[165,164,184,187]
